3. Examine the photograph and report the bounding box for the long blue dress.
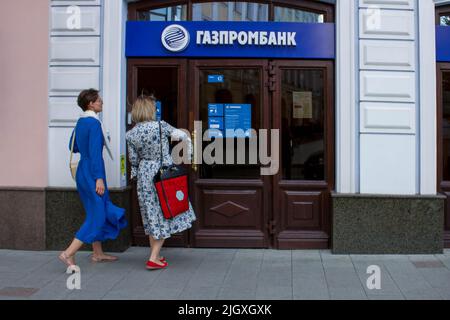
[69,117,127,244]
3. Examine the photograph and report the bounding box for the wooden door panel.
[442,188,450,247]
[282,190,323,229]
[444,191,450,231]
[202,189,262,228]
[277,230,330,249]
[193,184,267,247]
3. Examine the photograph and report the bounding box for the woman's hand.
[96,178,105,196]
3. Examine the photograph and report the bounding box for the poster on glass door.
[208,103,252,138]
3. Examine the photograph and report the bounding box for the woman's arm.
[162,121,192,159]
[88,120,105,181]
[126,136,140,180]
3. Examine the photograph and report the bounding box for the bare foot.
[59,251,75,267]
[149,254,165,261]
[148,258,166,266]
[91,254,118,262]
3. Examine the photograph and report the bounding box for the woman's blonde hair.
[131,95,156,123]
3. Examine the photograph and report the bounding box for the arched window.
[128,1,334,23]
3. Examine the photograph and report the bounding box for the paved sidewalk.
[1,247,450,300]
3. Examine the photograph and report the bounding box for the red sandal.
[146,260,168,270]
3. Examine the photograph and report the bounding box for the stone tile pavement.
[1,247,450,300]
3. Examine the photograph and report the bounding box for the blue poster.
[437,26,450,62]
[224,104,252,138]
[208,117,224,130]
[208,103,224,117]
[156,101,162,121]
[207,103,252,138]
[208,117,224,138]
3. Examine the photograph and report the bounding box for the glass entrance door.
[188,59,334,248]
[189,60,271,248]
[271,60,334,249]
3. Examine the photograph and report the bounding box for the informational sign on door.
[293,92,313,119]
[224,104,252,138]
[208,75,224,83]
[208,117,224,129]
[156,101,162,121]
[208,103,224,117]
[207,103,252,138]
[120,155,126,177]
[208,104,224,138]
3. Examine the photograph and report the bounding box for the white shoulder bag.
[69,130,78,180]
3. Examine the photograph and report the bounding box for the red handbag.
[154,121,189,219]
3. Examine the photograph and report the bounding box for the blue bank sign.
[126,21,335,59]
[437,26,450,62]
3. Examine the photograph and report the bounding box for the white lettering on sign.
[260,31,268,45]
[229,31,238,43]
[219,31,228,44]
[196,30,204,44]
[196,30,297,46]
[248,31,258,45]
[211,31,219,45]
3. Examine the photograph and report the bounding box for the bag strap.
[158,121,174,219]
[159,121,163,171]
[70,129,76,164]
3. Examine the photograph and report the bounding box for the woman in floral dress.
[126,95,196,270]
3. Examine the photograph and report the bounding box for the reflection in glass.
[137,67,178,127]
[199,69,262,179]
[441,15,450,26]
[281,69,325,180]
[138,5,188,21]
[274,6,324,23]
[192,2,268,21]
[443,72,450,180]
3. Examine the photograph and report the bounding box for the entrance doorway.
[436,5,450,248]
[437,63,450,248]
[126,58,188,246]
[127,58,334,249]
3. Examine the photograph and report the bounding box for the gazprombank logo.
[161,24,190,52]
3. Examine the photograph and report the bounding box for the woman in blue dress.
[59,89,128,267]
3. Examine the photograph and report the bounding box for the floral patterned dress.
[125,121,196,239]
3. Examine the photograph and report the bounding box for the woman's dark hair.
[77,89,99,111]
